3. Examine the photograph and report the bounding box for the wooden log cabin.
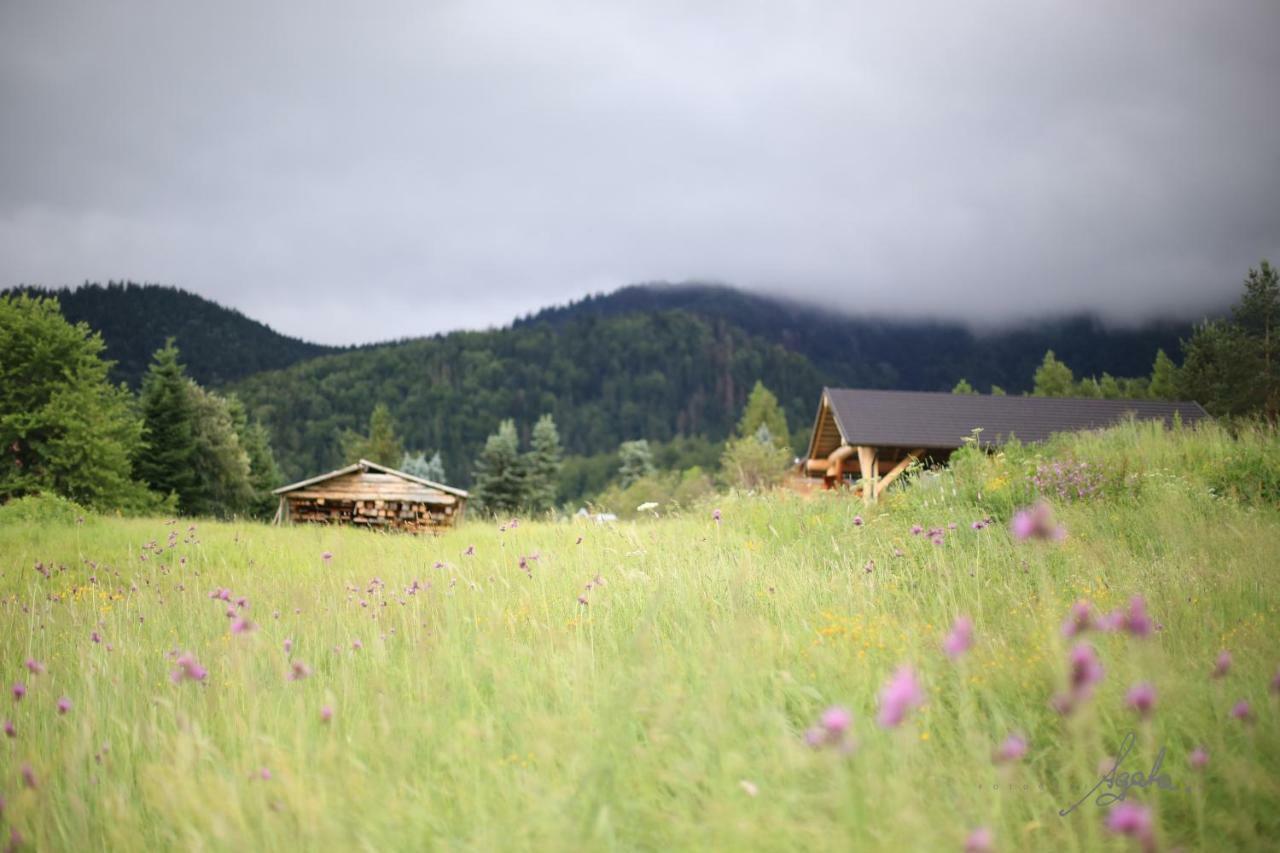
[272,459,468,533]
[802,388,1208,504]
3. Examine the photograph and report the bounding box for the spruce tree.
[735,381,790,449]
[185,383,253,518]
[0,294,153,511]
[951,378,976,394]
[136,339,199,505]
[1032,351,1075,397]
[341,403,404,465]
[525,414,563,513]
[1148,350,1179,400]
[472,420,527,515]
[401,450,447,483]
[228,395,284,519]
[618,439,656,488]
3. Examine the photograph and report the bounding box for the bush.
[0,493,93,525]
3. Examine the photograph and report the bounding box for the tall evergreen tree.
[185,383,254,518]
[341,403,403,465]
[471,420,527,515]
[136,340,200,505]
[618,439,656,488]
[525,414,564,513]
[401,450,447,483]
[1032,351,1075,397]
[951,378,976,394]
[228,395,284,519]
[1148,349,1180,400]
[0,294,154,510]
[735,381,791,449]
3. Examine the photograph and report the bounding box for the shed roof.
[273,459,469,498]
[812,388,1209,453]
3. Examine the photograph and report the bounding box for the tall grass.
[1,421,1278,850]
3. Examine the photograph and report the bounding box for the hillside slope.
[8,282,339,386]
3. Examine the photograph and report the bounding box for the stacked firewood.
[287,498,455,532]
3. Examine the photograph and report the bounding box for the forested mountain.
[6,282,338,386]
[231,285,1205,483]
[521,284,1198,393]
[21,280,1210,487]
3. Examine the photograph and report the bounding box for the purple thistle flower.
[464,545,475,556]
[712,508,722,523]
[24,659,45,675]
[943,616,974,659]
[877,666,924,728]
[994,733,1028,764]
[91,631,101,643]
[230,617,255,635]
[320,705,333,723]
[235,596,249,609]
[910,524,923,535]
[1231,700,1252,723]
[1061,600,1096,637]
[821,705,852,736]
[1010,501,1065,541]
[351,639,363,651]
[12,683,25,702]
[1211,650,1232,679]
[1068,643,1105,696]
[1189,746,1209,770]
[321,551,333,562]
[56,697,71,715]
[21,763,37,789]
[3,720,15,738]
[804,705,856,752]
[970,520,985,530]
[288,661,312,681]
[1105,802,1154,850]
[283,638,293,654]
[577,595,589,606]
[964,827,994,853]
[853,515,863,526]
[1116,596,1153,637]
[1126,682,1157,718]
[259,767,272,780]
[171,653,207,683]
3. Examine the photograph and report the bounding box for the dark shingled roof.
[822,388,1209,449]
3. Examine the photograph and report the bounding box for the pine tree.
[525,414,563,513]
[989,385,1007,396]
[341,403,403,465]
[227,395,284,519]
[185,383,254,518]
[401,450,447,483]
[951,378,976,394]
[618,439,656,488]
[471,420,527,515]
[735,381,790,449]
[136,340,200,505]
[1148,349,1180,400]
[1032,351,1075,397]
[1098,373,1122,399]
[0,295,154,511]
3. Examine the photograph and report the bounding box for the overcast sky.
[2,2,1277,345]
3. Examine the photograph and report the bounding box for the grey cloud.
[2,1,1277,344]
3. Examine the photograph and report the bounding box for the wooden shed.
[802,388,1209,504]
[272,459,468,533]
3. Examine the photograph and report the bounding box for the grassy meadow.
[2,421,1279,851]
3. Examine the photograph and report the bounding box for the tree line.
[1,295,282,517]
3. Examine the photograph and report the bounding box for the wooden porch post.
[856,446,878,505]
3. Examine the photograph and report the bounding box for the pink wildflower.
[877,666,924,728]
[964,827,994,853]
[230,618,255,635]
[1126,682,1157,718]
[321,551,333,561]
[24,659,45,675]
[804,705,856,753]
[283,638,293,654]
[259,767,272,780]
[994,733,1028,764]
[91,631,101,643]
[171,653,207,683]
[3,720,14,738]
[853,515,863,526]
[56,697,71,715]
[712,508,722,523]
[1105,802,1154,851]
[320,705,333,723]
[11,683,25,702]
[1231,700,1252,723]
[910,524,923,535]
[1211,650,1231,679]
[21,764,36,789]
[288,661,312,681]
[1061,600,1096,637]
[1069,643,1105,696]
[1010,501,1065,541]
[1189,746,1209,770]
[943,616,974,659]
